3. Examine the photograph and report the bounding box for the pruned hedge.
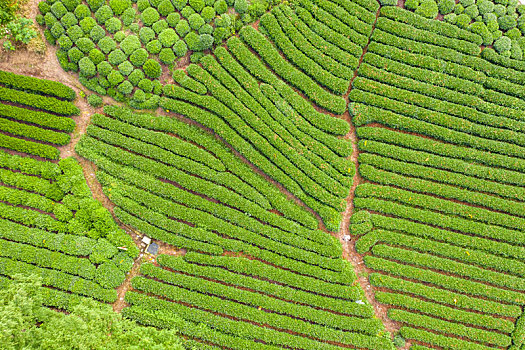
[0,70,76,101]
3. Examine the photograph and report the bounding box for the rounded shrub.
[173,39,188,56]
[79,57,97,77]
[456,13,472,28]
[141,7,160,26]
[159,28,179,47]
[89,48,106,64]
[108,49,127,65]
[57,35,73,50]
[138,78,153,92]
[201,6,215,22]
[199,33,214,50]
[234,0,247,13]
[444,12,457,23]
[97,61,113,76]
[176,20,190,36]
[73,4,90,20]
[494,4,506,17]
[128,69,145,85]
[158,0,175,16]
[105,17,122,33]
[494,35,512,52]
[39,1,51,15]
[415,0,439,18]
[121,8,136,26]
[484,12,497,23]
[139,27,155,44]
[114,31,126,43]
[118,80,134,95]
[214,0,227,14]
[129,23,140,33]
[189,0,205,12]
[470,21,493,44]
[130,48,148,66]
[506,27,522,39]
[459,0,474,7]
[77,37,96,52]
[67,25,84,43]
[51,2,68,19]
[159,47,176,64]
[152,19,169,33]
[438,0,454,14]
[499,15,517,30]
[190,51,204,63]
[89,25,106,42]
[132,89,146,102]
[464,4,479,18]
[79,16,97,33]
[87,0,105,11]
[98,36,117,53]
[68,47,84,63]
[51,22,65,38]
[213,26,229,41]
[188,13,205,29]
[248,0,267,18]
[96,262,125,289]
[143,59,162,78]
[454,3,464,14]
[98,76,110,89]
[167,13,181,27]
[173,0,188,10]
[198,23,213,34]
[181,5,195,18]
[87,94,103,107]
[107,70,125,86]
[146,39,162,53]
[95,5,114,24]
[185,31,201,50]
[477,0,494,15]
[61,12,78,29]
[137,0,151,11]
[120,35,142,55]
[64,0,82,12]
[511,40,523,59]
[109,0,132,15]
[118,60,134,75]
[45,12,59,28]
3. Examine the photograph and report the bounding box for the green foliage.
[141,7,160,26]
[89,24,106,42]
[146,39,162,53]
[175,19,190,36]
[158,0,175,16]
[143,58,162,78]
[189,0,205,12]
[494,34,512,52]
[98,36,116,54]
[159,47,176,64]
[51,2,68,19]
[464,4,479,18]
[109,0,132,16]
[120,35,142,55]
[95,5,113,25]
[130,48,148,66]
[214,0,227,14]
[167,12,180,27]
[87,94,103,107]
[79,16,96,33]
[79,56,96,77]
[105,17,122,33]
[234,0,247,13]
[152,19,168,33]
[108,49,127,65]
[415,0,439,18]
[159,28,178,47]
[60,12,77,28]
[118,60,134,76]
[74,4,90,19]
[188,12,204,30]
[499,14,517,30]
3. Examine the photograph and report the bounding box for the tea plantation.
[0,0,524,348]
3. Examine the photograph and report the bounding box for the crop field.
[0,0,525,348]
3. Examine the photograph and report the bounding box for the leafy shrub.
[38,2,51,16]
[118,80,134,95]
[120,35,141,55]
[44,12,58,28]
[95,5,113,24]
[494,4,506,17]
[67,47,84,63]
[152,19,168,33]
[129,22,140,33]
[469,21,493,45]
[464,4,479,18]
[198,23,213,34]
[95,261,125,288]
[213,26,229,41]
[393,335,406,348]
[118,60,134,76]
[109,0,132,15]
[57,35,73,50]
[214,0,227,14]
[141,7,159,26]
[173,0,187,10]
[143,59,162,78]
[454,3,464,14]
[234,0,247,13]
[137,0,151,12]
[184,31,200,50]
[190,51,204,62]
[114,31,126,42]
[121,7,136,26]
[87,94,103,107]
[159,47,176,64]
[499,15,517,30]
[173,39,187,56]
[63,0,82,11]
[60,12,78,28]
[79,16,96,33]
[89,48,105,64]
[511,40,523,59]
[51,22,65,38]
[108,49,127,65]
[89,24,106,42]
[130,48,148,66]
[167,13,180,27]
[189,0,205,12]
[460,0,474,6]
[477,0,494,15]
[188,13,205,30]
[51,2,68,19]
[97,61,113,76]
[181,5,195,18]
[128,69,145,85]
[415,0,439,18]
[87,0,105,11]
[494,35,512,52]
[105,17,122,33]
[66,25,83,42]
[107,70,125,86]
[98,36,116,53]
[132,88,146,102]
[138,78,153,92]
[456,13,471,27]
[199,33,213,50]
[146,39,162,53]
[159,28,178,47]
[201,6,215,22]
[176,19,190,36]
[506,27,522,39]
[406,0,419,11]
[158,0,175,16]
[76,37,95,52]
[138,27,154,44]
[79,56,96,77]
[73,4,90,19]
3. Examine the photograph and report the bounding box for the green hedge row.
[0,218,96,257]
[327,0,378,22]
[375,17,480,55]
[481,87,525,115]
[213,46,352,161]
[140,262,381,334]
[369,273,520,319]
[356,126,525,173]
[350,97,525,161]
[0,168,64,201]
[131,275,386,348]
[307,0,375,30]
[356,179,525,231]
[102,106,318,228]
[160,97,343,231]
[276,6,359,69]
[0,103,75,132]
[358,136,525,187]
[0,86,79,116]
[357,228,525,279]
[359,149,525,201]
[0,238,96,280]
[372,244,525,292]
[0,70,76,101]
[0,150,60,178]
[366,256,525,305]
[0,186,72,220]
[296,0,369,47]
[238,27,347,111]
[172,70,207,95]
[261,11,355,82]
[78,136,339,256]
[182,252,358,300]
[356,66,525,136]
[0,132,59,159]
[225,36,348,132]
[0,257,116,302]
[193,56,351,195]
[389,309,511,347]
[369,214,525,262]
[399,327,494,350]
[157,254,370,317]
[0,117,70,146]
[513,312,525,348]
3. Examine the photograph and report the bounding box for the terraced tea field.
[0,0,524,348]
